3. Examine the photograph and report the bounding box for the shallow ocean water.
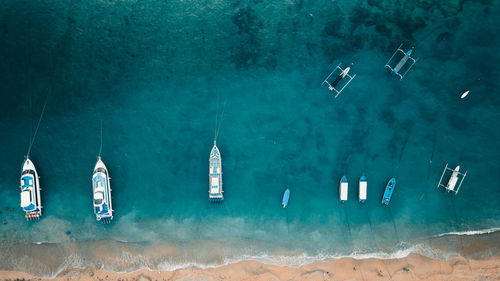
[0,0,499,276]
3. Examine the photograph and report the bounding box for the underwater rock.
[230,6,265,68]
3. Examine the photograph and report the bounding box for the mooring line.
[27,90,51,157]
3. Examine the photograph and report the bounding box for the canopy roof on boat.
[21,176,33,189]
[20,190,31,207]
[340,182,348,201]
[359,182,367,200]
[94,192,104,200]
[210,177,220,193]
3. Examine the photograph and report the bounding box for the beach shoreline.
[0,253,498,281]
[0,229,498,280]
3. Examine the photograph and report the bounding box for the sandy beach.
[0,253,498,281]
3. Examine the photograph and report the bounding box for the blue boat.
[282,188,290,208]
[381,178,396,205]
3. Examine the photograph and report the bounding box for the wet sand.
[0,253,498,281]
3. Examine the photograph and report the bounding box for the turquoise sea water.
[0,0,499,276]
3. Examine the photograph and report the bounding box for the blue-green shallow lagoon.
[0,0,499,276]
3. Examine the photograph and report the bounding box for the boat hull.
[339,176,348,203]
[381,178,396,205]
[282,189,290,208]
[445,166,460,192]
[359,176,367,203]
[20,158,42,221]
[93,157,113,223]
[209,144,223,202]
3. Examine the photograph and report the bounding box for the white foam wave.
[435,227,500,237]
[104,243,449,273]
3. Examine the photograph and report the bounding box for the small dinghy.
[339,176,348,203]
[93,157,113,223]
[20,157,42,221]
[381,178,396,205]
[282,188,290,208]
[461,90,470,99]
[359,175,367,203]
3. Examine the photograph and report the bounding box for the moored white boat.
[339,176,348,203]
[445,166,461,193]
[359,175,367,203]
[93,157,113,223]
[209,141,223,202]
[20,157,42,221]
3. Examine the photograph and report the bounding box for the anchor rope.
[99,120,103,157]
[27,89,51,157]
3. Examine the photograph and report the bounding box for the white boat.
[445,166,461,192]
[93,157,113,223]
[209,141,223,202]
[20,157,42,221]
[339,176,348,203]
[359,175,367,203]
[436,163,467,195]
[461,90,470,99]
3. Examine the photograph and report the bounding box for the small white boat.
[461,90,470,99]
[209,141,223,202]
[436,163,467,195]
[93,157,113,223]
[339,176,348,203]
[20,157,42,221]
[359,175,367,203]
[322,63,357,98]
[446,166,461,192]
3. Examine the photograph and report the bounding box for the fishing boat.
[359,175,367,203]
[384,44,419,80]
[461,90,470,99]
[339,176,348,203]
[436,163,467,195]
[20,157,42,221]
[381,178,396,205]
[209,141,223,202]
[322,63,357,98]
[282,188,290,208]
[93,157,113,223]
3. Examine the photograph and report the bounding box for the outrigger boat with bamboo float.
[359,175,367,203]
[209,141,223,202]
[384,44,419,80]
[322,63,356,98]
[20,157,42,221]
[339,176,348,203]
[93,157,113,223]
[436,163,467,195]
